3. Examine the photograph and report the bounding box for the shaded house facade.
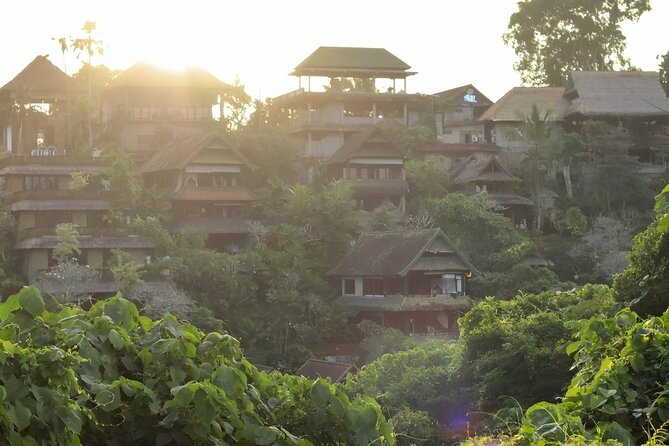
[100,63,232,160]
[433,84,492,144]
[272,46,429,185]
[140,132,257,252]
[0,56,78,155]
[478,87,567,161]
[562,71,669,167]
[0,153,152,282]
[324,126,407,211]
[415,142,533,228]
[329,229,476,337]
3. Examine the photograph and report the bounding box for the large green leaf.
[17,286,45,318]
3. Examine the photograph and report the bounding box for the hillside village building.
[433,84,493,145]
[140,132,257,252]
[273,47,430,192]
[329,229,476,337]
[100,63,232,161]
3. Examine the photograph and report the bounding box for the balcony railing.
[17,227,132,241]
[4,189,108,204]
[0,155,111,168]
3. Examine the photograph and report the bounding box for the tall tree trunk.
[563,161,573,198]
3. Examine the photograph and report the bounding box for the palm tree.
[518,104,554,232]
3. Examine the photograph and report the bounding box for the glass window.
[363,278,384,296]
[344,279,356,295]
[442,273,463,295]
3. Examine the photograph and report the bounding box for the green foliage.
[571,216,632,282]
[563,206,588,237]
[52,223,81,264]
[106,151,143,212]
[563,309,669,442]
[357,321,412,361]
[233,127,300,185]
[346,341,468,425]
[503,0,651,86]
[459,285,617,410]
[0,287,394,444]
[659,50,669,95]
[389,407,436,446]
[470,263,575,299]
[417,193,526,270]
[405,157,450,205]
[68,171,89,191]
[109,249,144,297]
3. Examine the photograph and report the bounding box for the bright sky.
[1,0,667,101]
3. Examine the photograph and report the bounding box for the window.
[24,176,57,192]
[344,279,356,295]
[442,273,464,295]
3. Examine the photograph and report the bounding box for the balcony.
[341,179,408,197]
[16,226,132,241]
[343,294,473,312]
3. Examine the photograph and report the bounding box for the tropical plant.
[0,287,395,444]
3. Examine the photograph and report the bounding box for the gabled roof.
[105,62,230,91]
[478,87,568,122]
[0,56,77,100]
[433,84,493,107]
[325,126,404,165]
[450,154,520,184]
[140,132,257,173]
[329,229,476,277]
[292,47,414,78]
[563,71,669,118]
[295,359,357,383]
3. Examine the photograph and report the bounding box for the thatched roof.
[295,359,357,383]
[7,199,109,212]
[326,126,403,165]
[478,87,567,122]
[329,229,475,277]
[105,62,230,91]
[564,71,669,118]
[0,55,78,101]
[292,47,414,78]
[15,235,152,250]
[140,132,257,173]
[450,154,520,184]
[433,84,493,107]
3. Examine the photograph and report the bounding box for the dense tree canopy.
[504,0,651,86]
[0,287,394,445]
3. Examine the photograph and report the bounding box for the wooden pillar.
[372,102,377,124]
[404,102,408,126]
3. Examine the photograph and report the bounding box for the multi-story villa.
[0,153,152,283]
[140,132,257,252]
[273,46,430,187]
[100,63,232,161]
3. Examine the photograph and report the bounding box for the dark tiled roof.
[0,56,78,99]
[292,47,413,78]
[140,132,257,173]
[433,84,493,107]
[450,154,520,184]
[7,199,110,212]
[15,235,152,250]
[326,127,404,165]
[329,229,475,277]
[173,187,256,202]
[564,71,669,117]
[295,359,357,383]
[478,87,568,122]
[106,62,230,90]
